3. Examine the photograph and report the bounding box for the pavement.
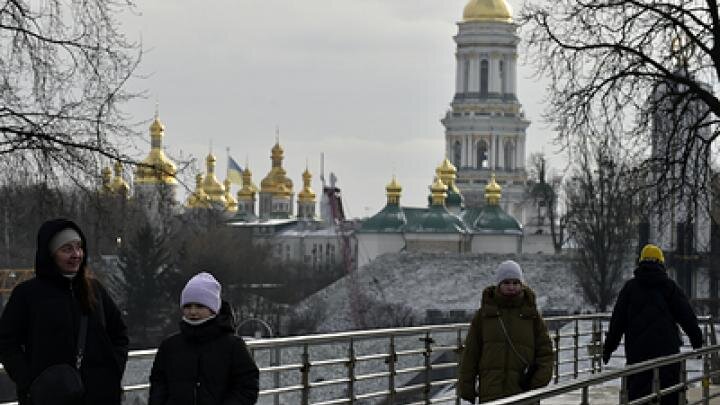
[540,385,720,404]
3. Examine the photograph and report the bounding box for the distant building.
[441,0,550,238]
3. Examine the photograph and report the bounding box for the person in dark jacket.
[149,272,259,405]
[0,218,129,405]
[458,260,553,403]
[603,244,703,405]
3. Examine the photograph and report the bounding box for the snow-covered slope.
[297,252,605,333]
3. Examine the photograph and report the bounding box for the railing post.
[347,338,356,404]
[680,359,687,405]
[273,348,281,405]
[553,327,560,384]
[301,344,310,405]
[580,386,589,405]
[388,335,397,405]
[573,319,579,379]
[703,353,711,405]
[456,329,464,405]
[620,375,629,404]
[709,318,720,384]
[422,331,434,404]
[652,366,661,403]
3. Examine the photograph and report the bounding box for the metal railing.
[0,313,717,405]
[484,345,720,405]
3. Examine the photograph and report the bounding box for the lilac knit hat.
[180,272,221,314]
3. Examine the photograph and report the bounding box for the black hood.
[35,218,88,279]
[180,301,235,343]
[633,261,668,285]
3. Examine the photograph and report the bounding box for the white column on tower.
[510,55,518,95]
[469,54,480,92]
[455,54,463,94]
[489,53,500,94]
[498,136,505,169]
[489,135,494,170]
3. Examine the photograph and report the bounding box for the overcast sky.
[120,0,560,218]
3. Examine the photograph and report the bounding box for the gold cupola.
[463,0,512,23]
[237,167,257,201]
[101,166,113,193]
[134,117,178,185]
[430,176,448,206]
[223,178,238,212]
[110,161,130,197]
[437,158,460,194]
[260,141,293,195]
[202,153,227,205]
[298,168,316,203]
[275,182,292,200]
[186,174,211,209]
[385,176,402,206]
[485,173,502,205]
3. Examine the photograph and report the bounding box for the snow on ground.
[298,252,599,333]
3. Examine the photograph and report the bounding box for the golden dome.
[271,142,284,157]
[463,0,512,22]
[275,183,292,199]
[202,153,227,205]
[186,174,211,209]
[298,168,316,203]
[237,167,257,201]
[430,176,448,206]
[110,161,130,196]
[223,178,238,212]
[385,176,402,205]
[437,158,460,194]
[135,116,178,185]
[485,173,502,205]
[261,142,293,195]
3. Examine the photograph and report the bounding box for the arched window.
[453,141,462,168]
[504,141,514,171]
[477,140,488,169]
[480,60,489,97]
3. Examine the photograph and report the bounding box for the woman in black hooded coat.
[0,218,129,405]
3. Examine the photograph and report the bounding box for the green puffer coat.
[458,285,553,403]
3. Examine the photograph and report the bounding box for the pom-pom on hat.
[639,244,665,264]
[180,272,221,314]
[495,260,524,285]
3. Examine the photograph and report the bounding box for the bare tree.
[519,0,718,202]
[566,138,638,311]
[1,0,142,178]
[526,152,568,253]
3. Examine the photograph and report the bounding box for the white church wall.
[356,233,405,268]
[471,234,520,254]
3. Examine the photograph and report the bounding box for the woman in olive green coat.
[458,260,553,403]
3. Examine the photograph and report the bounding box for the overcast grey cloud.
[120,0,557,217]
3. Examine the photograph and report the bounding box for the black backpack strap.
[76,315,88,369]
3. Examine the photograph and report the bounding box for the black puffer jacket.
[0,219,129,405]
[149,302,259,405]
[603,261,702,364]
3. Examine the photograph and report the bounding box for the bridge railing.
[484,344,720,405]
[0,313,717,405]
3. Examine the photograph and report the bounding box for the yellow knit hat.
[639,244,665,264]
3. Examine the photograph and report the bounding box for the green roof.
[446,189,464,207]
[403,206,468,233]
[471,204,522,232]
[358,204,407,233]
